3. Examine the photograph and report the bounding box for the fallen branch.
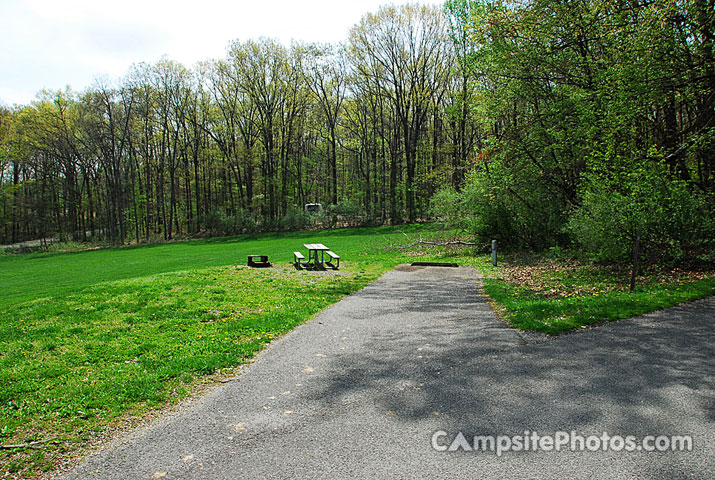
[0,438,57,450]
[395,239,486,249]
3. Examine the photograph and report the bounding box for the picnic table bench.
[326,250,340,269]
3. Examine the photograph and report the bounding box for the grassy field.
[0,224,437,477]
[2,226,713,477]
[0,224,433,308]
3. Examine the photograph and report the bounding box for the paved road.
[0,238,55,250]
[59,266,714,479]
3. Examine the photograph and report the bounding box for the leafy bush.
[278,206,310,231]
[200,208,256,236]
[427,160,572,251]
[199,208,226,236]
[440,163,569,250]
[429,186,469,230]
[568,160,715,264]
[317,200,366,228]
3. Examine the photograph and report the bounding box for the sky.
[0,0,441,107]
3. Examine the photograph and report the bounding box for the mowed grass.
[0,225,434,477]
[0,224,432,308]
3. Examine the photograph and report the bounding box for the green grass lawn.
[0,224,432,309]
[0,224,437,477]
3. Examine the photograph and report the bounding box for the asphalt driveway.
[58,265,714,479]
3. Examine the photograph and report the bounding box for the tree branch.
[0,438,57,450]
[393,237,487,250]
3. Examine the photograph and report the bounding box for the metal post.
[491,239,497,267]
[629,228,641,292]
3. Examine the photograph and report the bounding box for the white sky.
[0,0,442,107]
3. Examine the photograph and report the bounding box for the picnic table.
[304,243,330,267]
[294,243,340,269]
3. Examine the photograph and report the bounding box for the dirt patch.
[410,261,459,267]
[393,264,425,272]
[500,257,715,299]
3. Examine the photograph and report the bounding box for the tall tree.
[349,4,450,221]
[305,43,347,205]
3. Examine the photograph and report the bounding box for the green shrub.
[278,206,310,231]
[568,160,714,264]
[317,200,366,228]
[200,208,227,236]
[429,186,468,230]
[200,208,257,236]
[455,163,569,250]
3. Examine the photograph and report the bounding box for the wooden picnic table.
[304,243,330,267]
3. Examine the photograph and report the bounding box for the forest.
[1,0,713,264]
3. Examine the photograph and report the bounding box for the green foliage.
[436,0,715,261]
[431,162,569,250]
[317,200,366,228]
[569,159,715,263]
[429,186,468,230]
[277,206,310,231]
[200,208,257,236]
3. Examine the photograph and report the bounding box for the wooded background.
[1,0,713,262]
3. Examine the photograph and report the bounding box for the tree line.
[1,0,713,264]
[0,4,474,244]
